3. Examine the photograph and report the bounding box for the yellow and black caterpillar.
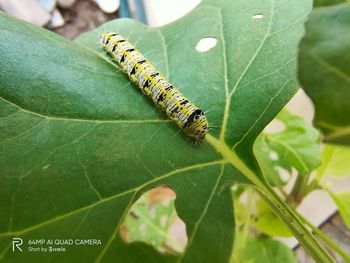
[101,33,209,142]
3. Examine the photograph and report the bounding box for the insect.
[100,32,209,143]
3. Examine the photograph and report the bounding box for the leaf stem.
[235,188,255,261]
[289,173,310,204]
[206,134,336,263]
[298,212,350,263]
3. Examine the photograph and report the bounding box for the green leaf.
[255,110,320,183]
[0,0,332,261]
[316,144,350,180]
[329,191,350,229]
[299,3,350,145]
[313,0,349,7]
[122,189,185,253]
[233,235,297,263]
[252,199,292,237]
[254,135,288,186]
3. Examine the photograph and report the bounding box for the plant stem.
[290,173,310,204]
[305,178,319,195]
[235,189,254,261]
[299,213,350,263]
[241,189,254,246]
[206,134,336,263]
[257,184,335,263]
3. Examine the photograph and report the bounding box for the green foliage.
[255,110,320,186]
[316,145,350,180]
[1,0,337,262]
[298,2,350,259]
[252,199,292,237]
[232,235,297,263]
[254,135,289,186]
[316,144,350,232]
[330,191,350,229]
[313,0,349,7]
[266,111,320,175]
[299,3,350,145]
[122,190,184,253]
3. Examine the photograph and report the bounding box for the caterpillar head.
[183,109,209,143]
[101,32,113,46]
[100,32,123,47]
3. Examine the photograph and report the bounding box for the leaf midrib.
[0,96,169,124]
[219,0,274,143]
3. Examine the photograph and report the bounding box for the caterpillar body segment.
[101,32,209,142]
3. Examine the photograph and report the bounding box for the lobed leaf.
[0,0,311,261]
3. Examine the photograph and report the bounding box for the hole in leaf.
[269,151,278,161]
[120,186,187,254]
[263,119,285,134]
[252,13,264,20]
[276,166,290,182]
[195,37,217,52]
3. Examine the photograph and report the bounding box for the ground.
[53,0,117,40]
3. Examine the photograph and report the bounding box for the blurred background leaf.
[252,198,292,237]
[255,110,320,185]
[232,234,297,263]
[329,191,350,229]
[316,145,350,180]
[299,3,350,145]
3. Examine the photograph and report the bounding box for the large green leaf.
[299,3,350,145]
[0,0,325,262]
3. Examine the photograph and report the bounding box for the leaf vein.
[0,96,169,124]
[232,79,292,149]
[79,158,103,200]
[268,11,309,37]
[95,191,137,263]
[219,0,275,141]
[234,57,295,93]
[229,0,275,98]
[217,8,230,141]
[0,119,46,144]
[269,137,310,173]
[0,160,223,238]
[177,164,225,263]
[308,52,350,84]
[20,124,98,180]
[158,31,170,79]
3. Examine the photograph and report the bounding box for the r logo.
[12,238,23,252]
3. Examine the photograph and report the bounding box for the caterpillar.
[100,32,209,143]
